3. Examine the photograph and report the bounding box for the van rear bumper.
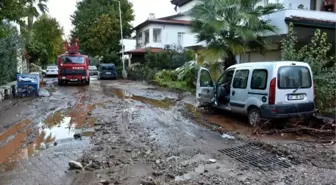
[260,102,315,119]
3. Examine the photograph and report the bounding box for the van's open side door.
[196,67,216,107]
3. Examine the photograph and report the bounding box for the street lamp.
[111,0,127,79]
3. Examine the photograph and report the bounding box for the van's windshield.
[278,66,312,89]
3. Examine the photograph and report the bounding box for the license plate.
[288,94,304,100]
[106,72,111,74]
[70,79,78,81]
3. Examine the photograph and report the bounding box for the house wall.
[171,15,192,21]
[262,9,336,36]
[240,50,282,63]
[136,24,197,49]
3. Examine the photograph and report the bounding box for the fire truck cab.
[57,39,90,85]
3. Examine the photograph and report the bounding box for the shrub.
[145,50,194,70]
[0,23,21,85]
[127,63,157,81]
[281,23,336,110]
[154,61,198,93]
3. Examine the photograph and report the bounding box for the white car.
[46,66,58,76]
[197,61,315,126]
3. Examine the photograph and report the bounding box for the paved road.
[0,78,335,185]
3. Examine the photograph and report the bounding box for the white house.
[171,0,336,63]
[125,13,199,63]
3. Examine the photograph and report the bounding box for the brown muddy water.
[111,88,175,109]
[0,106,95,171]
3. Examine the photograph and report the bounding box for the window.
[136,33,143,47]
[251,69,268,90]
[232,70,249,89]
[278,66,312,89]
[153,28,162,43]
[217,70,234,85]
[200,70,213,87]
[102,65,115,70]
[61,56,85,64]
[144,29,149,44]
[177,32,185,46]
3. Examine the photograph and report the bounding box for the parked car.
[196,61,315,126]
[45,66,58,76]
[98,63,117,80]
[89,65,98,76]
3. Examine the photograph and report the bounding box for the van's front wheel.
[247,108,261,127]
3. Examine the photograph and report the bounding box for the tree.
[281,23,336,110]
[31,14,63,65]
[0,0,26,23]
[190,0,283,69]
[0,23,21,85]
[20,0,49,44]
[71,0,134,59]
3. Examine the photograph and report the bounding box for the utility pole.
[112,0,127,79]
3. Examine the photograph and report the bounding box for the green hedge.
[0,23,20,85]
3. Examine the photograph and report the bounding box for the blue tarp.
[16,74,40,97]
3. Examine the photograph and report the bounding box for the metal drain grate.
[219,143,292,170]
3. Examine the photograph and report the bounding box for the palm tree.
[20,0,48,72]
[190,0,283,70]
[21,0,49,42]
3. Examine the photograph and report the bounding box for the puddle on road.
[111,89,175,109]
[0,107,95,171]
[0,119,32,165]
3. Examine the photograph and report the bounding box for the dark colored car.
[98,63,117,80]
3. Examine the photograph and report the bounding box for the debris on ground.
[222,133,235,140]
[69,160,84,170]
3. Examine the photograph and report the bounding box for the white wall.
[172,15,192,21]
[136,23,197,49]
[122,39,136,52]
[262,9,336,36]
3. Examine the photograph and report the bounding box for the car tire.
[247,108,262,127]
[58,80,63,86]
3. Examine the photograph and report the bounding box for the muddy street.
[0,78,335,185]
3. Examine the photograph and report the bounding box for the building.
[170,0,336,63]
[125,12,198,64]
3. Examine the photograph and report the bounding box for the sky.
[46,0,176,38]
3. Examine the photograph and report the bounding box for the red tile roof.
[125,47,163,54]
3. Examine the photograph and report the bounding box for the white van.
[196,61,315,125]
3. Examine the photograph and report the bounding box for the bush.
[127,63,158,81]
[154,61,198,93]
[281,23,336,110]
[0,23,21,85]
[145,50,194,70]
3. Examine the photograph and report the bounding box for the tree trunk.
[223,51,236,70]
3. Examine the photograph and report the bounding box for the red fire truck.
[57,39,90,85]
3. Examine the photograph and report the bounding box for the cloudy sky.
[46,0,176,38]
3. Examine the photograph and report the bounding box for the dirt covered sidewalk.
[70,81,336,185]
